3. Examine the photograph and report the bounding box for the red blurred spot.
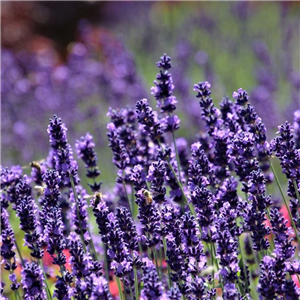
[109,280,119,297]
[292,274,300,287]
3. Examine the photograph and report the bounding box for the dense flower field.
[1,52,300,300]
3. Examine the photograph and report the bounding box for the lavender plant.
[1,53,300,300]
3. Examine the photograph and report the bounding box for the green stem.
[116,276,125,300]
[14,240,25,268]
[70,178,87,252]
[122,179,133,215]
[123,278,128,300]
[128,276,134,300]
[133,266,139,300]
[266,208,275,252]
[87,227,99,261]
[39,260,52,300]
[293,180,300,202]
[270,162,300,245]
[158,139,197,217]
[238,236,249,294]
[169,116,182,184]
[163,238,172,288]
[103,243,110,282]
[153,249,161,280]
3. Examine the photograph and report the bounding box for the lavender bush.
[1,53,300,300]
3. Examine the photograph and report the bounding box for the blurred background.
[1,1,300,184]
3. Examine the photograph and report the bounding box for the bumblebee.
[86,192,107,206]
[30,161,42,172]
[141,189,153,205]
[34,185,46,197]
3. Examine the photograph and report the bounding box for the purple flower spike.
[151,53,177,114]
[48,115,79,187]
[75,133,101,192]
[232,88,249,106]
[21,262,47,300]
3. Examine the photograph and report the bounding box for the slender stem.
[133,266,139,300]
[238,236,249,293]
[116,276,125,300]
[128,276,134,300]
[87,227,99,261]
[270,162,300,245]
[14,240,25,268]
[293,180,300,224]
[163,238,172,288]
[293,180,300,202]
[131,184,138,219]
[169,116,182,184]
[122,278,128,300]
[103,243,110,282]
[39,260,52,300]
[266,208,275,252]
[70,177,87,252]
[153,248,161,280]
[122,179,133,215]
[158,139,197,217]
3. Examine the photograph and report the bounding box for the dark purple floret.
[147,160,166,204]
[216,176,240,209]
[105,212,133,277]
[1,203,19,291]
[48,115,79,187]
[179,213,205,273]
[151,53,177,114]
[232,88,249,106]
[21,262,47,300]
[211,128,231,181]
[156,53,172,70]
[222,283,240,300]
[15,177,44,259]
[161,115,180,132]
[130,164,147,193]
[69,185,90,244]
[54,271,74,300]
[136,191,161,248]
[136,99,165,140]
[214,217,239,283]
[140,264,164,300]
[188,142,213,191]
[42,170,60,207]
[193,81,212,99]
[270,207,295,260]
[166,232,184,282]
[89,275,113,300]
[194,82,222,134]
[168,285,182,300]
[91,193,110,239]
[271,121,300,180]
[44,206,66,266]
[283,280,300,300]
[227,130,258,181]
[116,206,139,251]
[68,232,92,278]
[75,133,101,192]
[107,123,130,170]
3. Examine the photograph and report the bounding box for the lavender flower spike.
[21,262,47,299]
[75,132,101,192]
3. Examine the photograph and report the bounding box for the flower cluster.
[1,53,300,300]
